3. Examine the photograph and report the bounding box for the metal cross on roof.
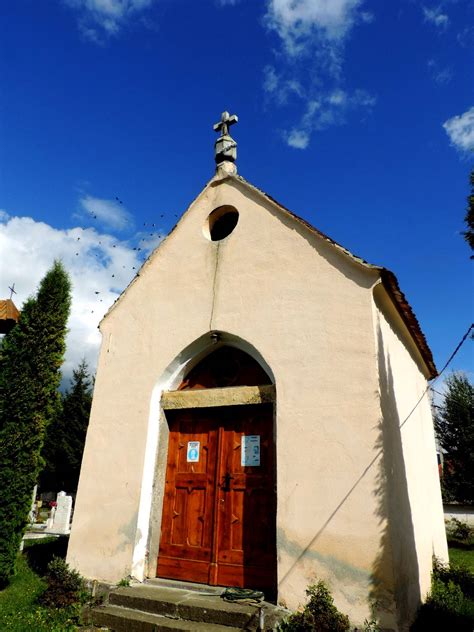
[8,283,16,300]
[213,111,238,137]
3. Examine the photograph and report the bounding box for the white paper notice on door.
[187,441,200,463]
[241,435,260,466]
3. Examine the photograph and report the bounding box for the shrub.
[433,557,474,599]
[446,518,474,544]
[411,558,474,631]
[40,556,86,609]
[24,536,68,577]
[411,579,473,631]
[429,578,464,611]
[279,581,350,632]
[361,619,381,632]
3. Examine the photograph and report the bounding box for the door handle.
[221,472,234,491]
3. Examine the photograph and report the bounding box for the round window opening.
[205,206,239,241]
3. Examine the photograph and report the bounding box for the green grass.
[0,541,81,632]
[449,544,474,573]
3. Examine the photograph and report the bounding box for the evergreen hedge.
[0,261,71,587]
[41,359,93,493]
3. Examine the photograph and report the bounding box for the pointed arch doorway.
[156,346,277,595]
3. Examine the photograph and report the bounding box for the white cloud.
[0,212,162,384]
[265,0,364,56]
[427,59,452,85]
[261,1,375,149]
[360,11,374,24]
[352,88,376,108]
[263,66,304,106]
[282,88,376,149]
[443,107,474,153]
[286,129,310,149]
[64,0,156,42]
[79,195,133,231]
[328,89,347,106]
[423,6,449,29]
[457,26,474,48]
[263,65,279,94]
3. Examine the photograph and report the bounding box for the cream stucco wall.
[372,285,448,630]
[67,169,446,630]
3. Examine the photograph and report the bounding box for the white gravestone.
[46,506,56,530]
[51,491,72,534]
[28,485,37,524]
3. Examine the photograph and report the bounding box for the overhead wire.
[397,322,473,430]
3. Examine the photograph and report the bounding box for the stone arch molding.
[131,331,275,580]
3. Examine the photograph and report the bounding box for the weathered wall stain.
[277,526,371,588]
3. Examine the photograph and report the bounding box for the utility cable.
[434,323,473,379]
[430,387,471,412]
[398,322,473,430]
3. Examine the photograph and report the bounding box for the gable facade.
[67,166,447,630]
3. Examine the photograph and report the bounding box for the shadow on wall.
[370,326,421,631]
[275,329,424,630]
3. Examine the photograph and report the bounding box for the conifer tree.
[0,261,71,586]
[435,373,474,504]
[41,360,93,493]
[463,169,474,257]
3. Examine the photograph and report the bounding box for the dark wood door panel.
[216,405,276,591]
[157,404,276,594]
[157,410,218,579]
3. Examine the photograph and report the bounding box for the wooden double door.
[157,404,276,595]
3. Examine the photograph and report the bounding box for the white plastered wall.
[373,284,448,630]
[67,170,443,629]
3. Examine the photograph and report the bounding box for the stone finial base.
[216,161,237,178]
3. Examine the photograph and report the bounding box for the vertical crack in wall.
[209,241,220,330]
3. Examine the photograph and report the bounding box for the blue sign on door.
[241,435,260,466]
[187,441,200,463]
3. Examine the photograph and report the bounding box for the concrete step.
[91,583,289,631]
[92,604,242,632]
[108,584,260,629]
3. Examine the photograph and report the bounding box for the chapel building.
[68,113,448,631]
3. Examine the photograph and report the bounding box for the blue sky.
[0,0,472,383]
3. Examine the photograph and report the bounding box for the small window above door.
[179,346,272,390]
